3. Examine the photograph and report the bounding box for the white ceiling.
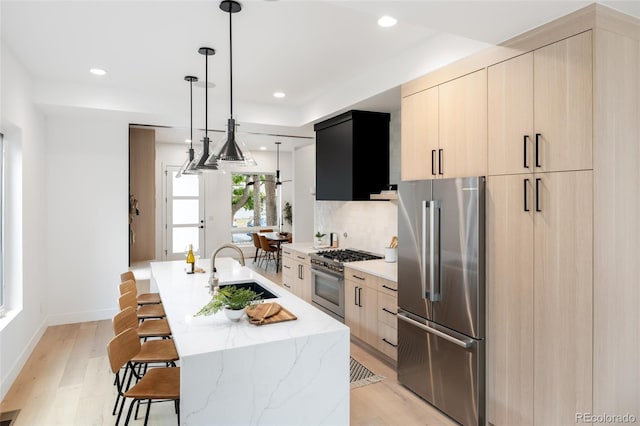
[2,0,639,151]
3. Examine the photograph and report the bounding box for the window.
[0,133,4,316]
[231,173,277,244]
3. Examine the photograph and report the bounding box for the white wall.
[293,144,315,243]
[45,115,129,325]
[0,44,48,399]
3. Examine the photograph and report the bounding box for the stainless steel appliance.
[310,249,382,321]
[397,176,485,426]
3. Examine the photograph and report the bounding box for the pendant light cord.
[205,53,209,138]
[229,8,233,119]
[189,78,194,149]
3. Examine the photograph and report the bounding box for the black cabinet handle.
[381,285,397,292]
[354,286,359,306]
[523,135,529,168]
[535,178,542,212]
[438,149,444,175]
[524,178,530,212]
[431,150,436,176]
[535,133,541,168]
[382,307,397,316]
[283,282,291,289]
[283,265,291,270]
[358,287,363,307]
[352,274,365,281]
[382,338,398,348]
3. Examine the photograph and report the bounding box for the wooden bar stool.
[107,327,180,426]
[113,306,172,341]
[120,271,162,305]
[119,290,166,321]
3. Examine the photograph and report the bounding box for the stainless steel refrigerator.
[397,176,485,426]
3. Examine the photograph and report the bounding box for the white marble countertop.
[150,257,347,358]
[343,258,398,282]
[281,242,318,254]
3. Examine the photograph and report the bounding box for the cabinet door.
[345,280,362,336]
[534,31,592,173]
[488,53,534,176]
[439,69,487,178]
[533,170,593,425]
[298,262,312,303]
[359,285,378,348]
[401,86,439,181]
[486,174,534,426]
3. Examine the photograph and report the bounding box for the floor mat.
[350,357,384,389]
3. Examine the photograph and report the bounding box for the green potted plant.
[315,231,326,246]
[194,285,263,322]
[284,202,293,225]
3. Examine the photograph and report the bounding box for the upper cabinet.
[401,69,487,180]
[315,110,390,201]
[488,31,593,176]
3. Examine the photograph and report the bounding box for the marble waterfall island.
[150,258,350,425]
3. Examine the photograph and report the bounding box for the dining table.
[259,232,290,272]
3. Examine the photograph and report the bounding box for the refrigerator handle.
[398,313,474,349]
[427,200,441,302]
[421,200,428,300]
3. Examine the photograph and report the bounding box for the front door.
[165,166,205,260]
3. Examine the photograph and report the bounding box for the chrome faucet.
[208,243,246,292]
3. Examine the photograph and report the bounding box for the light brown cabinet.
[345,273,378,348]
[488,31,592,176]
[345,268,398,361]
[487,171,593,425]
[401,69,486,181]
[281,248,311,303]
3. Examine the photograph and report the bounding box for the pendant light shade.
[195,47,218,170]
[177,75,202,177]
[206,0,256,167]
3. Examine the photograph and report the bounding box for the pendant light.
[176,75,202,177]
[195,47,219,170]
[205,0,256,167]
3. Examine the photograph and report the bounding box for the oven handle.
[310,268,343,282]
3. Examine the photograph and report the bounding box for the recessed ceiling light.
[273,92,286,98]
[185,139,191,143]
[377,15,397,28]
[89,68,107,76]
[259,146,267,150]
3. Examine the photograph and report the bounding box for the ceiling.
[2,1,639,152]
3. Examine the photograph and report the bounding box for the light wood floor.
[0,258,456,425]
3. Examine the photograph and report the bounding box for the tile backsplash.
[315,200,398,255]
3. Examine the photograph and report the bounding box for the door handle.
[523,135,529,168]
[357,287,363,307]
[535,133,541,168]
[382,338,398,348]
[524,178,530,212]
[431,150,436,176]
[535,178,542,212]
[397,313,474,349]
[354,286,359,306]
[438,149,443,175]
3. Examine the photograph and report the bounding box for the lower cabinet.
[345,267,398,361]
[281,248,311,303]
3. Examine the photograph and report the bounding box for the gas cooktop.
[312,248,383,264]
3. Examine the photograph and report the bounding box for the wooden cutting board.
[245,302,297,325]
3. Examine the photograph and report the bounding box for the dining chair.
[259,234,280,272]
[251,233,264,264]
[107,327,180,426]
[119,290,166,321]
[120,271,162,305]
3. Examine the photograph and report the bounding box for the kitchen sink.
[219,281,278,300]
